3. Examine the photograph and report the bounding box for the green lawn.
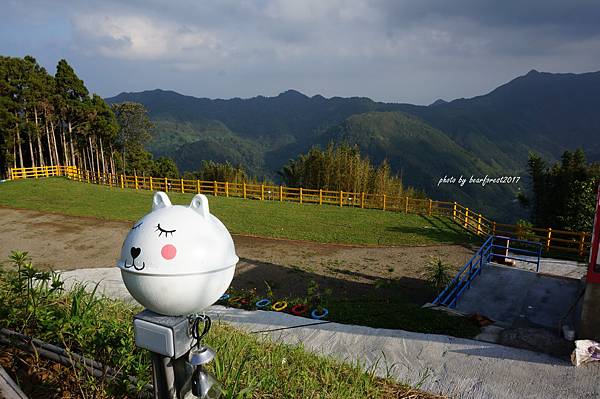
[0,177,476,246]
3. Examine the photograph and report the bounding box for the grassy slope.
[0,177,477,246]
[0,177,481,339]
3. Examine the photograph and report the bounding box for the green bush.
[422,258,453,292]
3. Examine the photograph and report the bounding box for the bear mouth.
[123,259,145,271]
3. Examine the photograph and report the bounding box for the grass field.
[0,177,477,246]
[0,177,482,339]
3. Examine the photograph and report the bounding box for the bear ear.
[152,192,172,210]
[189,194,210,218]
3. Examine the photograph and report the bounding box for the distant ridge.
[106,69,600,220]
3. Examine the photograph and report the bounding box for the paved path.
[59,267,599,399]
[455,263,583,329]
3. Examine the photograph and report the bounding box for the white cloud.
[73,14,219,61]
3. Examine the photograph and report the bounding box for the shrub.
[422,258,453,292]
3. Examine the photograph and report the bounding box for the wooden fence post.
[120,174,124,189]
[453,202,457,221]
[243,183,247,199]
[196,180,200,194]
[134,174,139,190]
[578,232,586,257]
[45,166,49,177]
[477,214,482,235]
[464,208,469,228]
[405,197,409,213]
[320,189,323,205]
[361,192,365,209]
[165,177,168,192]
[339,191,343,207]
[261,184,265,201]
[546,228,552,251]
[181,178,184,193]
[279,186,283,202]
[149,176,153,191]
[86,171,90,184]
[492,221,496,235]
[299,187,303,204]
[428,199,433,216]
[213,181,217,196]
[225,182,229,197]
[383,194,386,211]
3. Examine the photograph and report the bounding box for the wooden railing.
[7,166,592,258]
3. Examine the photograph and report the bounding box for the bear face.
[117,192,238,276]
[117,192,238,315]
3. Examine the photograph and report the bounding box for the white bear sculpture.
[117,192,238,316]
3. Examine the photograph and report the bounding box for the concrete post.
[580,284,600,341]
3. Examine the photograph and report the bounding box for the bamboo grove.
[279,143,425,198]
[0,55,159,180]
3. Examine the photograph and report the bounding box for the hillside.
[397,70,600,169]
[105,69,600,220]
[316,112,510,214]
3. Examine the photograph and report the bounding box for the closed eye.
[132,222,143,230]
[155,223,176,237]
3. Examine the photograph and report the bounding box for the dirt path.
[0,207,475,304]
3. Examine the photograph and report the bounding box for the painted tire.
[290,304,308,316]
[229,297,241,304]
[255,299,271,308]
[310,308,329,319]
[219,294,230,301]
[240,298,250,305]
[271,301,288,312]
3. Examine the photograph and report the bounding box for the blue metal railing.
[432,235,542,308]
[488,235,542,272]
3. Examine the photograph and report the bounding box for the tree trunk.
[28,133,36,168]
[61,128,69,167]
[45,122,54,167]
[110,150,115,175]
[13,143,17,168]
[87,136,96,176]
[99,137,106,175]
[37,134,44,167]
[15,118,24,168]
[94,137,101,177]
[122,149,126,175]
[34,107,44,167]
[82,147,88,171]
[68,122,76,167]
[50,121,60,167]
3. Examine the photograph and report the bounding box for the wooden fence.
[7,166,592,258]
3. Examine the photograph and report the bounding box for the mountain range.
[105,70,600,221]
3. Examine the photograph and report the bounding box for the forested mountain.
[106,70,600,220]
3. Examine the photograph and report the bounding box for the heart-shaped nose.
[130,247,141,259]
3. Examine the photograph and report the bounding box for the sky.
[2,0,599,105]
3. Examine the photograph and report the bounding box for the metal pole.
[151,353,177,399]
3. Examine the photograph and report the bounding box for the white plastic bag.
[571,340,600,366]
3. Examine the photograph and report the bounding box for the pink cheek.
[161,244,177,260]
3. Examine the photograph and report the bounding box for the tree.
[55,59,90,168]
[89,94,118,174]
[522,150,600,231]
[278,143,422,197]
[111,102,153,174]
[153,156,179,178]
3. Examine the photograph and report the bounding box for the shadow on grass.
[226,256,480,338]
[384,215,483,247]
